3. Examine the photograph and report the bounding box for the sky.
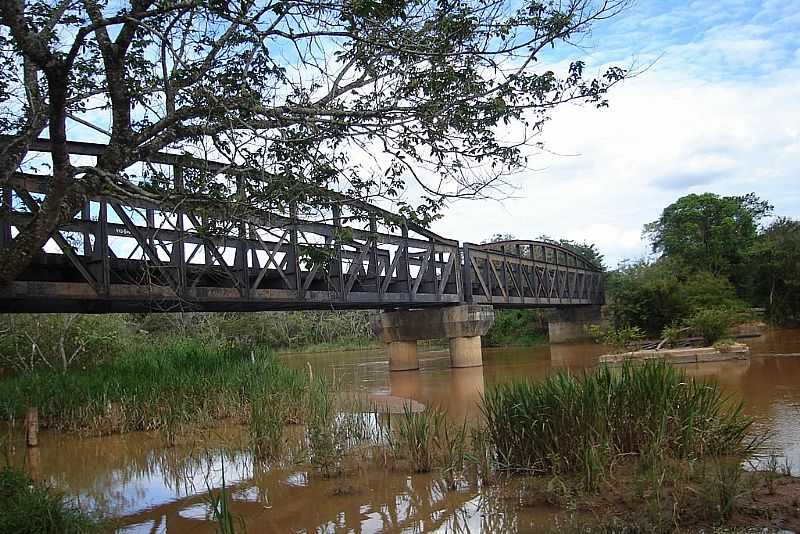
[430,0,800,268]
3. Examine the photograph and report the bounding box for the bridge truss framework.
[0,140,604,313]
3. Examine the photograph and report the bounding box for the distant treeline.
[606,192,800,340]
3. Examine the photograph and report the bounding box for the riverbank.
[3,333,800,532]
[0,339,306,436]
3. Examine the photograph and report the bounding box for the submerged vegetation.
[0,466,100,533]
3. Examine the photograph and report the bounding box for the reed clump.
[481,361,758,476]
[0,339,306,436]
[0,466,101,533]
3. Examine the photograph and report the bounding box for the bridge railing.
[1,139,463,312]
[462,240,604,307]
[2,139,604,312]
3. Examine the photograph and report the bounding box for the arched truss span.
[0,139,604,313]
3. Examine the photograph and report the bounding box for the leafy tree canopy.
[643,192,772,281]
[0,0,630,283]
[606,258,746,336]
[748,217,800,323]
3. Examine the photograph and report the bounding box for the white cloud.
[432,1,800,268]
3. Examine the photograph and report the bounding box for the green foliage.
[306,376,345,476]
[206,465,246,534]
[132,311,375,352]
[481,362,758,479]
[0,467,100,533]
[393,405,469,487]
[606,259,746,336]
[748,217,800,323]
[644,192,772,281]
[685,308,739,345]
[660,324,688,347]
[586,324,644,351]
[484,309,547,347]
[394,405,444,473]
[0,314,133,372]
[701,460,747,523]
[250,391,290,461]
[0,339,306,435]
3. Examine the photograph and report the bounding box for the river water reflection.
[13,329,800,533]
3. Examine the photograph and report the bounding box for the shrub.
[0,467,100,533]
[0,314,133,372]
[685,308,738,345]
[586,324,644,352]
[606,259,747,336]
[484,309,547,347]
[481,362,758,478]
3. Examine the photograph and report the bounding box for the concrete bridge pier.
[372,305,495,371]
[547,305,605,343]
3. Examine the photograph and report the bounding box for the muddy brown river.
[10,330,800,533]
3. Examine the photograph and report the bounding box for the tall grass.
[206,462,246,534]
[306,375,343,476]
[394,404,444,473]
[481,361,759,476]
[0,466,100,533]
[0,339,306,435]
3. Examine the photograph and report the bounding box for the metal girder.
[0,143,603,313]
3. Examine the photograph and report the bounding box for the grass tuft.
[0,466,100,533]
[481,361,759,478]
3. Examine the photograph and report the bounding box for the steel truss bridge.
[0,140,604,313]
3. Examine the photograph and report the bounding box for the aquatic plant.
[306,375,344,476]
[394,404,443,473]
[249,391,289,461]
[0,466,101,533]
[481,361,759,478]
[392,405,470,483]
[206,462,246,534]
[0,339,307,436]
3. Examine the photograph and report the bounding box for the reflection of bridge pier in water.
[389,364,485,421]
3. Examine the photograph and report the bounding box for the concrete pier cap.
[372,304,495,370]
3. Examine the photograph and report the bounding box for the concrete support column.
[449,336,482,368]
[373,304,495,371]
[548,305,605,343]
[388,340,419,371]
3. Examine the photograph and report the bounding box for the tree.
[749,217,800,322]
[0,0,629,284]
[643,193,772,283]
[606,258,745,336]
